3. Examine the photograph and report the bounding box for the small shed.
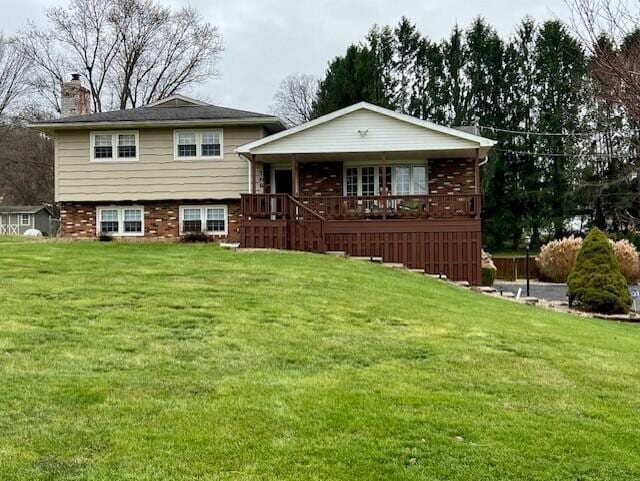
[0,205,57,236]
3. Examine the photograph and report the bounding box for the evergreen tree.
[393,17,421,113]
[534,20,586,238]
[367,25,397,109]
[441,25,469,125]
[409,37,447,123]
[312,44,379,117]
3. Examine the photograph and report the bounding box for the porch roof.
[237,102,496,161]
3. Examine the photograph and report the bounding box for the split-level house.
[31,75,495,284]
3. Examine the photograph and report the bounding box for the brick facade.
[298,162,343,196]
[289,158,476,196]
[428,158,476,195]
[60,200,241,241]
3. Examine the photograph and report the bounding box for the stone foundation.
[60,199,241,241]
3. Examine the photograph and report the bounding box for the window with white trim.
[394,167,411,195]
[20,213,30,225]
[179,205,227,235]
[343,164,428,196]
[174,129,223,160]
[90,131,139,161]
[97,206,144,236]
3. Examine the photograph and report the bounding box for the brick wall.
[428,158,476,195]
[298,162,343,196]
[60,200,241,241]
[294,159,476,196]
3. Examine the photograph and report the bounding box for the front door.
[274,169,293,195]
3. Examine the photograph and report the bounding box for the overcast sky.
[1,0,571,113]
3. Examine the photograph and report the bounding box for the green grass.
[1,239,639,480]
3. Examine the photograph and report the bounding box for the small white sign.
[631,288,639,299]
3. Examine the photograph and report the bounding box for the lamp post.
[524,235,531,297]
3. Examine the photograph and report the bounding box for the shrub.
[98,232,113,242]
[537,236,582,283]
[482,266,496,286]
[481,250,497,286]
[179,232,211,243]
[610,239,640,284]
[567,228,631,314]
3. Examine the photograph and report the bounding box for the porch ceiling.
[252,147,489,164]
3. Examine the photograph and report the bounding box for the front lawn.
[1,240,639,480]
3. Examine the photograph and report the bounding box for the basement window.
[180,205,228,235]
[91,131,139,161]
[97,206,144,236]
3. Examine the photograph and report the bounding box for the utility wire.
[478,125,633,137]
[494,147,638,158]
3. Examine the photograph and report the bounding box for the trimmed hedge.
[567,228,632,314]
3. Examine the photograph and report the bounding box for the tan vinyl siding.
[55,126,263,202]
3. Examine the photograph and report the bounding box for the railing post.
[382,153,387,220]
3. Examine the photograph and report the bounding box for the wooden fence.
[493,256,539,281]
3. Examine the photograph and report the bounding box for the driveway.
[494,281,640,311]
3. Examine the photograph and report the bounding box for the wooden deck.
[239,193,482,284]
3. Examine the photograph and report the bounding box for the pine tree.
[312,44,379,117]
[393,17,420,113]
[535,20,586,238]
[441,25,469,125]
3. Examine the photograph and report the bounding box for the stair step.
[426,273,448,281]
[326,251,347,257]
[351,256,383,263]
[408,269,426,274]
[220,242,240,250]
[454,280,470,287]
[382,262,405,269]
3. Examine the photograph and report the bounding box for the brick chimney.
[61,74,90,117]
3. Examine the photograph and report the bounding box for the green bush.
[567,228,631,314]
[482,266,497,286]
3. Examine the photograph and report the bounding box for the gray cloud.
[0,0,571,113]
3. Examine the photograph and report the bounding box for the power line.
[478,125,635,137]
[494,147,638,158]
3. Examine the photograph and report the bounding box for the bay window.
[91,131,139,161]
[174,129,223,160]
[97,206,144,236]
[179,205,228,235]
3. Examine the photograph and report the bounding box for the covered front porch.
[235,102,495,284]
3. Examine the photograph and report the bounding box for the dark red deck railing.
[241,193,480,220]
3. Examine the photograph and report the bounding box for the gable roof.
[237,102,496,156]
[29,96,286,132]
[0,205,54,215]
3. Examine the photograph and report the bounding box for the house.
[30,75,495,284]
[0,205,56,236]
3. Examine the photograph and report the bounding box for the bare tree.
[0,34,31,119]
[269,73,318,126]
[0,120,54,204]
[15,0,223,114]
[565,0,640,120]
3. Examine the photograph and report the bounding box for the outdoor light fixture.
[524,235,532,297]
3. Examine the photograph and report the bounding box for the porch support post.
[382,152,387,220]
[474,148,480,194]
[250,154,257,194]
[474,148,481,219]
[291,154,298,197]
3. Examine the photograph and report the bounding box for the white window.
[413,166,427,194]
[343,164,429,196]
[20,213,30,225]
[394,167,411,195]
[97,206,144,236]
[174,129,223,160]
[345,168,358,196]
[179,205,228,235]
[90,131,139,161]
